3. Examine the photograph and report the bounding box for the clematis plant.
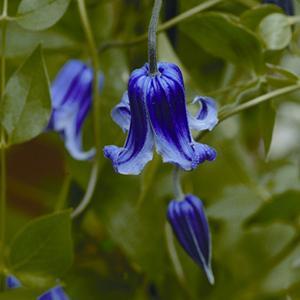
[48,59,104,161]
[104,62,218,175]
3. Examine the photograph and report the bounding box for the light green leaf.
[259,13,292,50]
[0,45,51,145]
[16,0,71,31]
[180,12,263,72]
[8,210,73,280]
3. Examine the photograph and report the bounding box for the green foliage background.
[1,0,300,299]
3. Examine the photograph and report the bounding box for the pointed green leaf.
[8,210,73,280]
[0,45,51,145]
[16,0,71,31]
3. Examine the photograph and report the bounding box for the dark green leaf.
[245,190,300,226]
[0,45,51,145]
[180,12,263,72]
[16,0,71,31]
[9,210,73,281]
[259,13,292,50]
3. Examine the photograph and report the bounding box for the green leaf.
[0,45,51,145]
[245,190,300,226]
[180,12,263,72]
[259,100,276,157]
[258,13,292,50]
[16,0,71,31]
[8,210,73,281]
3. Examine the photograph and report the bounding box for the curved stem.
[72,0,101,218]
[0,0,8,289]
[196,83,300,141]
[148,0,162,74]
[173,166,184,200]
[99,0,221,52]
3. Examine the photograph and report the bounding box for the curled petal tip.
[38,286,70,300]
[189,96,218,132]
[6,275,22,289]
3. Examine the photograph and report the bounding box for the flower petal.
[188,96,218,131]
[104,70,154,175]
[263,0,294,15]
[6,275,22,289]
[145,62,216,170]
[111,91,131,132]
[38,286,70,300]
[167,194,214,284]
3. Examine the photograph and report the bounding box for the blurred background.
[4,0,300,299]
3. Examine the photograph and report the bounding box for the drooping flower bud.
[104,62,218,175]
[167,194,214,284]
[49,60,104,161]
[263,0,294,15]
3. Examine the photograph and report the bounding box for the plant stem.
[173,166,184,200]
[0,0,8,289]
[148,0,162,74]
[196,83,300,141]
[99,0,221,52]
[72,0,101,218]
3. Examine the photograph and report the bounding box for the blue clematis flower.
[167,194,214,284]
[263,0,294,15]
[6,275,70,299]
[104,62,218,175]
[48,59,104,161]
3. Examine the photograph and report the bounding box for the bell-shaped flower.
[48,60,104,161]
[167,194,214,284]
[263,0,294,15]
[6,275,69,299]
[104,62,218,175]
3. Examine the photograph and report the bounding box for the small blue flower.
[104,62,218,175]
[49,59,104,161]
[38,286,70,300]
[263,0,294,15]
[167,194,214,284]
[6,275,70,299]
[6,275,22,289]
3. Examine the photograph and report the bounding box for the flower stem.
[100,0,221,52]
[173,166,184,201]
[0,0,8,289]
[148,0,162,74]
[72,0,101,218]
